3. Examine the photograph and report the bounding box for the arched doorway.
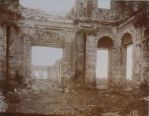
[96,36,114,89]
[121,33,134,87]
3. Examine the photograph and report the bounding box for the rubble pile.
[0,79,148,116]
[1,85,147,116]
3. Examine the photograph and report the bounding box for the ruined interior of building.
[0,0,149,116]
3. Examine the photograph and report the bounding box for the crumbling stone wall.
[0,0,148,89]
[74,0,98,18]
[74,0,149,88]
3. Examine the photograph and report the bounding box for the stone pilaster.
[63,43,72,78]
[0,27,5,80]
[108,48,122,88]
[26,40,32,79]
[75,32,86,84]
[117,47,125,87]
[19,34,32,82]
[85,35,96,87]
[140,4,149,83]
[6,27,18,79]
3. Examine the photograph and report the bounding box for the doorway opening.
[126,45,133,80]
[96,49,108,89]
[96,37,113,89]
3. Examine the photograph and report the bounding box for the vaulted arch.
[97,36,114,48]
[121,33,133,46]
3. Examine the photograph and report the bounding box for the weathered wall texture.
[0,0,148,88]
[0,27,6,80]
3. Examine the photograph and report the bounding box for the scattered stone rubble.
[0,80,147,116]
[0,92,7,112]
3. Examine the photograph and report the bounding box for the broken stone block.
[129,110,139,116]
[0,94,7,112]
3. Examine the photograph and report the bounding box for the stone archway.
[96,36,114,89]
[120,33,134,87]
[97,36,113,48]
[85,34,116,88]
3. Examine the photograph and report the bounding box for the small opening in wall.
[98,0,111,9]
[96,49,108,89]
[126,45,133,80]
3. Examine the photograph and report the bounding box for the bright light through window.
[98,0,111,9]
[32,46,63,66]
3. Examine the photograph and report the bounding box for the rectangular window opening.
[31,46,63,80]
[98,0,111,9]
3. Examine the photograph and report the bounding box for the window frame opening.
[98,0,111,9]
[31,46,63,80]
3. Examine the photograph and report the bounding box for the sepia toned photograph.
[0,0,149,116]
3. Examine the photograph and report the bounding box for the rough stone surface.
[0,1,149,115]
[0,0,148,91]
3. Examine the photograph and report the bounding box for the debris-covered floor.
[0,81,148,116]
